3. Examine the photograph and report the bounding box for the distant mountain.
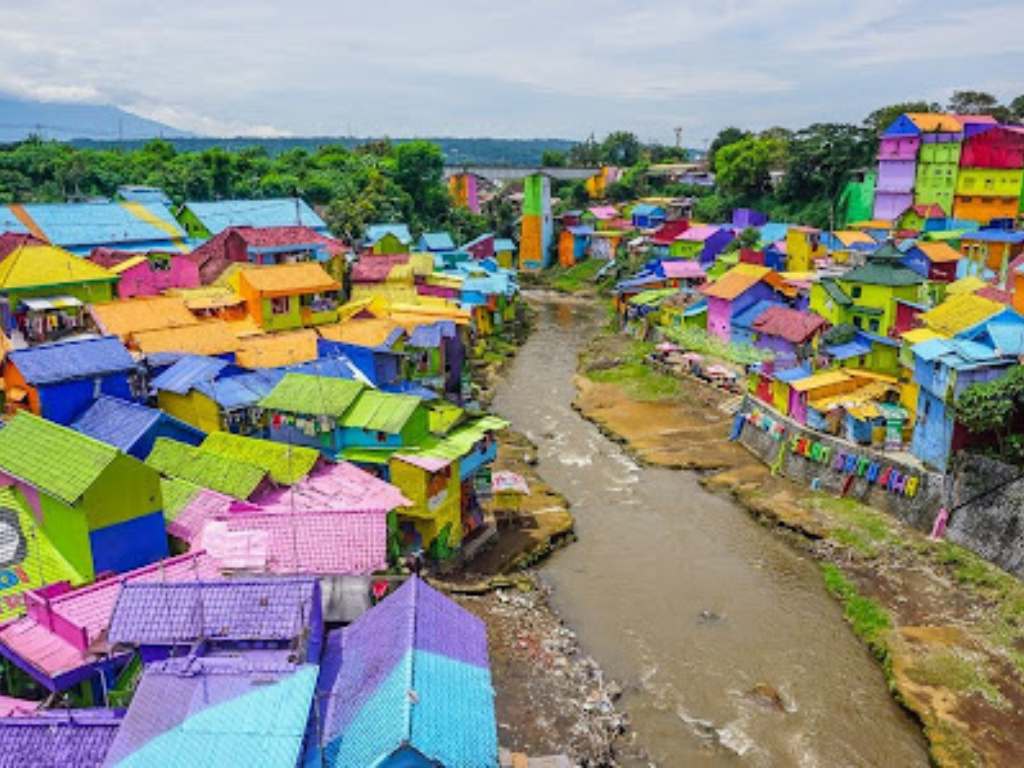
[72,136,580,166]
[0,95,192,142]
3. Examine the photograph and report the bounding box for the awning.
[20,296,83,312]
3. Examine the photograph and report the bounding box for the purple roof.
[107,578,319,646]
[323,576,488,739]
[0,709,122,767]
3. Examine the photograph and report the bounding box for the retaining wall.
[948,455,1024,578]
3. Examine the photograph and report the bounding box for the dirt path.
[575,331,1024,768]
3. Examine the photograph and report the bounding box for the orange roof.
[915,242,961,264]
[318,318,404,348]
[132,321,240,356]
[833,230,875,247]
[235,329,318,368]
[701,264,770,300]
[238,263,339,296]
[90,296,198,340]
[906,113,962,132]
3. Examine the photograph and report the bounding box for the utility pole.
[674,126,683,149]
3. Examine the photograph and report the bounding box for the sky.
[0,0,1022,144]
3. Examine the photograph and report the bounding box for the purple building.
[873,120,921,221]
[0,709,123,768]
[732,208,768,228]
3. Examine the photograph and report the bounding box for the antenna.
[674,127,683,149]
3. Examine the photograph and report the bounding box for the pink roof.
[660,261,706,279]
[0,695,39,716]
[201,511,386,575]
[975,285,1012,304]
[167,489,235,542]
[259,461,412,512]
[492,471,529,495]
[0,553,219,680]
[235,226,347,255]
[393,454,452,472]
[587,206,619,220]
[677,224,721,242]
[751,305,827,343]
[350,253,410,283]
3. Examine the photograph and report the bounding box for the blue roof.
[13,202,185,249]
[683,297,708,316]
[195,369,285,409]
[858,330,901,348]
[825,339,873,360]
[418,232,455,251]
[117,185,171,206]
[364,223,412,246]
[757,222,791,246]
[184,198,326,235]
[774,364,813,382]
[9,336,135,385]
[0,208,28,234]
[964,230,1024,244]
[381,382,440,400]
[979,319,1024,356]
[150,355,232,395]
[631,203,664,216]
[71,396,204,452]
[408,321,456,349]
[732,299,778,330]
[567,225,595,236]
[492,238,515,251]
[912,338,1003,369]
[285,356,363,380]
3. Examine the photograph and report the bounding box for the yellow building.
[388,454,463,557]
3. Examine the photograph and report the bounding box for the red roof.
[188,226,347,279]
[350,253,410,283]
[751,305,827,343]
[911,203,945,218]
[88,246,181,268]
[975,285,1012,305]
[650,220,690,246]
[0,232,44,260]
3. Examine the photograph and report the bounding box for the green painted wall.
[9,282,114,305]
[82,453,162,531]
[39,495,94,580]
[261,296,301,331]
[372,234,406,255]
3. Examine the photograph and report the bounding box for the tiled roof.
[0,709,123,767]
[701,263,771,301]
[238,262,339,294]
[350,253,411,283]
[340,390,422,433]
[108,577,318,645]
[914,242,961,263]
[659,260,706,279]
[0,245,116,289]
[0,552,219,683]
[731,299,777,330]
[133,321,241,356]
[649,220,690,245]
[183,198,326,234]
[234,329,319,369]
[752,305,827,343]
[919,293,1005,337]
[102,652,318,767]
[257,460,412,515]
[160,476,202,521]
[146,438,267,499]
[841,251,925,287]
[8,335,134,384]
[150,355,232,395]
[945,276,988,296]
[911,203,946,219]
[90,296,197,339]
[71,396,204,453]
[234,225,345,254]
[261,373,364,416]
[0,412,119,503]
[199,432,319,485]
[309,577,496,767]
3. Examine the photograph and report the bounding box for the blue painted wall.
[89,510,169,574]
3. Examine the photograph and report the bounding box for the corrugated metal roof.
[239,262,339,294]
[0,244,116,289]
[151,355,232,395]
[0,710,123,768]
[133,321,241,357]
[235,329,319,369]
[341,390,422,433]
[71,396,203,452]
[146,437,266,499]
[200,432,319,485]
[364,223,412,246]
[12,201,185,248]
[261,373,364,416]
[9,336,134,384]
[418,232,455,250]
[194,369,285,409]
[184,198,325,235]
[919,293,1004,337]
[789,371,851,392]
[90,296,198,339]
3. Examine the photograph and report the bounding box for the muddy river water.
[491,298,929,767]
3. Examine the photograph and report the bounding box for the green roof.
[422,416,509,461]
[340,447,395,464]
[340,390,423,434]
[146,437,266,499]
[0,411,119,504]
[199,432,319,485]
[160,477,202,521]
[821,279,852,307]
[628,288,678,307]
[259,374,364,417]
[842,247,924,287]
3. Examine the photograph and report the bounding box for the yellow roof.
[845,369,899,384]
[350,283,420,303]
[90,296,198,339]
[0,245,115,289]
[318,318,404,348]
[167,285,244,310]
[833,230,875,247]
[790,370,851,392]
[900,328,943,344]
[225,317,263,338]
[811,381,895,413]
[906,113,962,132]
[239,263,339,296]
[408,253,436,278]
[132,321,240,356]
[946,276,988,296]
[915,242,961,263]
[336,298,374,323]
[235,329,319,368]
[919,293,1003,336]
[702,264,771,300]
[109,256,148,274]
[850,220,893,230]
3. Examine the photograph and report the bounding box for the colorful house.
[784,226,826,272]
[954,126,1024,224]
[153,363,284,436]
[0,412,168,580]
[0,245,116,344]
[493,238,515,269]
[389,454,463,558]
[238,263,340,331]
[463,232,497,261]
[317,319,406,388]
[961,230,1024,282]
[186,225,347,284]
[751,304,827,358]
[837,171,876,227]
[178,198,327,238]
[303,576,498,768]
[89,295,200,347]
[337,390,431,466]
[449,172,481,213]
[896,203,946,233]
[901,241,961,282]
[71,396,205,460]
[670,224,735,263]
[821,229,878,254]
[364,224,413,255]
[732,208,768,228]
[0,710,122,767]
[557,226,593,267]
[417,232,456,253]
[786,370,859,425]
[630,203,666,229]
[234,329,320,368]
[261,373,366,456]
[89,248,200,299]
[649,220,690,258]
[873,116,923,220]
[701,264,792,342]
[4,336,138,424]
[808,244,925,336]
[917,292,1004,338]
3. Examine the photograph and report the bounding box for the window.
[851,286,862,299]
[271,296,290,315]
[853,316,862,329]
[869,318,880,332]
[376,431,388,443]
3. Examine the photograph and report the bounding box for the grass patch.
[907,651,1007,708]
[661,324,771,366]
[936,541,1007,591]
[821,563,892,658]
[548,259,605,293]
[933,722,982,768]
[584,340,681,401]
[807,495,896,558]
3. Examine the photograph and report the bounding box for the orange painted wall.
[953,196,1020,225]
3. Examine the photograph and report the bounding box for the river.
[491,298,929,767]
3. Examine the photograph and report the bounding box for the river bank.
[576,327,1024,767]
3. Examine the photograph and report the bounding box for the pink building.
[89,248,200,299]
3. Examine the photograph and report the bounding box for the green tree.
[600,131,642,166]
[541,149,566,167]
[956,367,1024,459]
[714,136,786,200]
[863,101,939,137]
[707,127,748,169]
[947,90,1000,116]
[1008,95,1024,123]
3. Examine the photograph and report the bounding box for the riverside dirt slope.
[575,330,1024,768]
